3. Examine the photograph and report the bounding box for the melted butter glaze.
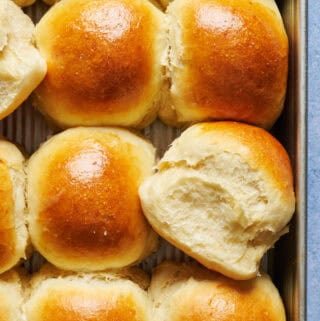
[38,136,148,259]
[175,0,288,128]
[36,0,156,115]
[37,288,146,321]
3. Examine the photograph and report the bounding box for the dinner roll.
[0,0,46,120]
[150,261,286,321]
[158,0,171,8]
[12,0,36,7]
[33,0,166,128]
[139,122,295,280]
[0,139,27,274]
[0,271,24,321]
[27,127,158,271]
[25,265,150,321]
[160,0,288,128]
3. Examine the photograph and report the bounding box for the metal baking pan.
[0,0,306,320]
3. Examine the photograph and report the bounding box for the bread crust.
[34,0,166,128]
[139,122,295,280]
[160,0,288,128]
[27,127,158,271]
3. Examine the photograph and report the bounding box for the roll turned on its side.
[139,122,295,280]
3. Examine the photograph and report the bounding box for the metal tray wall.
[0,1,306,320]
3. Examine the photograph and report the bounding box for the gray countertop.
[307,0,319,319]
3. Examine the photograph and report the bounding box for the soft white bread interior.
[0,0,8,51]
[0,138,28,274]
[0,270,24,321]
[27,127,158,271]
[0,0,46,120]
[139,122,295,280]
[33,0,166,128]
[160,0,288,128]
[25,264,151,321]
[149,261,286,321]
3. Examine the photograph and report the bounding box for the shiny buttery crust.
[33,0,166,128]
[27,127,158,271]
[25,265,150,321]
[149,261,286,321]
[139,122,295,280]
[0,0,46,120]
[160,0,288,128]
[0,139,27,274]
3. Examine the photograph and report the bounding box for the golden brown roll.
[160,0,288,128]
[25,265,151,321]
[0,139,28,274]
[139,122,295,280]
[0,271,23,321]
[150,261,286,321]
[33,0,166,128]
[27,127,158,271]
[12,0,36,7]
[0,0,46,120]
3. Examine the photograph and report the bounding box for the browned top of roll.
[162,0,288,128]
[34,289,145,321]
[34,0,165,128]
[150,261,286,321]
[197,122,294,195]
[25,266,150,321]
[27,127,157,271]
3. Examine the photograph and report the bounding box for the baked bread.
[27,127,158,271]
[139,122,295,280]
[158,0,171,8]
[41,0,163,8]
[0,139,28,274]
[160,0,288,128]
[12,0,36,7]
[25,265,151,321]
[0,271,24,321]
[149,261,286,321]
[33,0,166,128]
[0,0,46,120]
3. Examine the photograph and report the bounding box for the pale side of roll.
[0,271,24,321]
[0,0,46,120]
[0,139,28,274]
[139,122,295,280]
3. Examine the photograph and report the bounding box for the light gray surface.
[308,0,319,320]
